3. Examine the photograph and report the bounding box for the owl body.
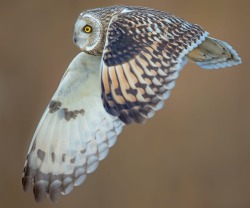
[22,5,241,202]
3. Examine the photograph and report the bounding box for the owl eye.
[83,25,92,33]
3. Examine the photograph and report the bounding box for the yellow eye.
[83,25,92,33]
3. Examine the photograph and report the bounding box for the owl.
[22,5,241,202]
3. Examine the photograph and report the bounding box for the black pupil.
[84,26,91,32]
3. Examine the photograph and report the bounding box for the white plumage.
[22,5,241,202]
[22,53,124,202]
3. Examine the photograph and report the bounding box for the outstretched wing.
[22,53,124,202]
[101,9,208,124]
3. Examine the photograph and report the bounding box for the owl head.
[73,6,125,56]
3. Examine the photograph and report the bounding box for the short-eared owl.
[22,5,241,202]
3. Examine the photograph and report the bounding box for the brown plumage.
[22,5,241,202]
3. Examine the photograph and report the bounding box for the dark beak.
[73,36,78,43]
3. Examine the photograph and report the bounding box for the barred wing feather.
[101,9,208,124]
[22,53,124,202]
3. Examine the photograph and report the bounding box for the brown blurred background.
[1,0,249,208]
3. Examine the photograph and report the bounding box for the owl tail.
[187,37,241,69]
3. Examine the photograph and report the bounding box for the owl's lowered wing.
[22,53,124,202]
[101,9,208,124]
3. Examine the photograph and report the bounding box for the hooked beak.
[73,35,78,43]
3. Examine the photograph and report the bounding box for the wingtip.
[22,176,32,192]
[33,180,48,203]
[194,37,242,69]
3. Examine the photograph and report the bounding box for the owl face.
[73,13,103,55]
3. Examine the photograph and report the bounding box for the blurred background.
[1,0,249,208]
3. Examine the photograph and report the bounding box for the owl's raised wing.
[101,9,208,124]
[22,53,124,202]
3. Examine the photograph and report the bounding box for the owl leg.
[186,37,241,69]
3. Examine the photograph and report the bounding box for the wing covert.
[101,9,208,124]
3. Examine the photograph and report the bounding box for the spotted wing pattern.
[101,9,208,124]
[22,53,124,202]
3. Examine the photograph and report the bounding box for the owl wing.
[22,52,124,202]
[101,9,208,124]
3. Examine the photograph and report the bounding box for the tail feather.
[187,37,242,69]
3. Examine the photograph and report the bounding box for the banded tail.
[187,37,241,69]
